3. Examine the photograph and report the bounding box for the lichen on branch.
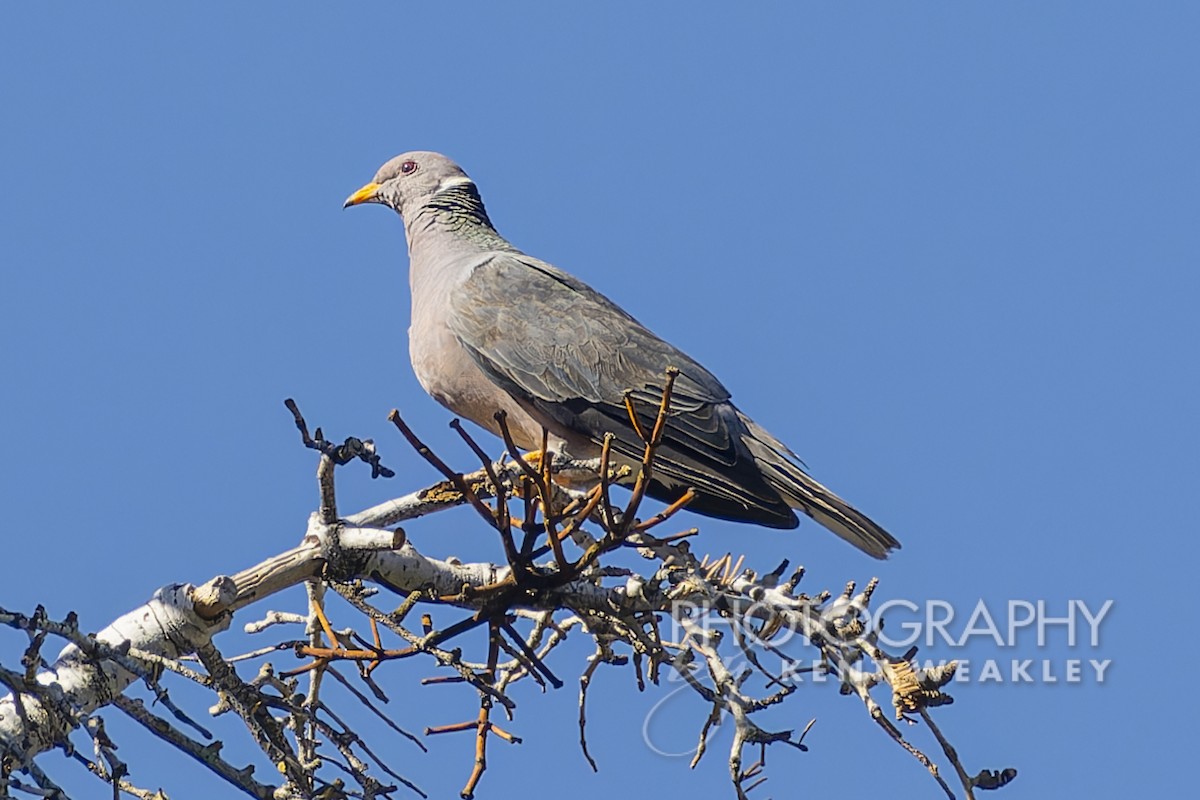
[0,389,1016,800]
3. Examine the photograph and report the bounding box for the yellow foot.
[518,450,586,490]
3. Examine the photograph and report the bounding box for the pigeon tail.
[737,414,901,559]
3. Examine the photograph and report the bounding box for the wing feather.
[447,254,794,523]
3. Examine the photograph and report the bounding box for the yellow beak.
[343,182,381,208]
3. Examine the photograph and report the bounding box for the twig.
[389,409,497,527]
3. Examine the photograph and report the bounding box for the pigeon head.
[344,151,475,217]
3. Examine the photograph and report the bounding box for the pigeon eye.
[400,160,418,175]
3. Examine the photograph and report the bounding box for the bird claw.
[521,450,544,470]
[520,451,605,487]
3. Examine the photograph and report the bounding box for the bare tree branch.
[0,395,1015,799]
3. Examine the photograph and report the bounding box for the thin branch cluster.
[0,379,1016,800]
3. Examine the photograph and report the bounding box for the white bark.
[0,584,228,764]
[0,478,619,770]
[0,454,1002,800]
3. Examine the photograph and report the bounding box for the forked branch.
[0,385,1014,800]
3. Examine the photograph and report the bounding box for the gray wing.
[446,253,798,526]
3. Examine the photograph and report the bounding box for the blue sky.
[1,3,1196,798]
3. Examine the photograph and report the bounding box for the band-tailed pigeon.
[345,152,900,558]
